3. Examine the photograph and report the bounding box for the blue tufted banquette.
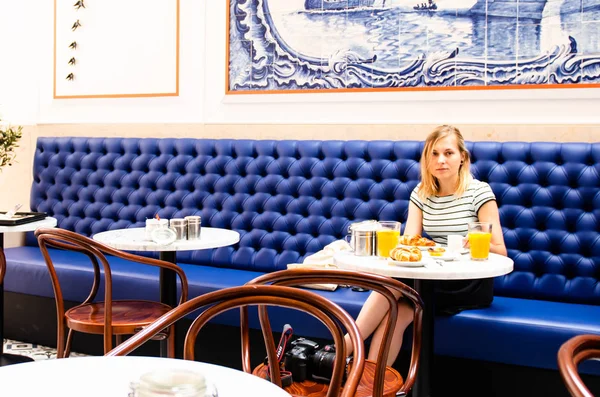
[4,137,600,373]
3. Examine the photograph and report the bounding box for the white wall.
[1,0,205,125]
[1,0,600,125]
[0,1,41,124]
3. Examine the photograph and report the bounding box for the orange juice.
[468,231,492,260]
[377,229,400,258]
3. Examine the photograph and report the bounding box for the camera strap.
[266,324,294,387]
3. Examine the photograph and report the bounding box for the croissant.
[389,246,422,262]
[398,234,436,247]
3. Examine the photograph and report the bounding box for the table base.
[159,251,177,358]
[0,353,34,367]
[413,279,435,397]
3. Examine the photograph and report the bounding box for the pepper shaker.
[169,218,187,241]
[185,216,202,240]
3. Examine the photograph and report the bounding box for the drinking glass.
[145,218,168,241]
[129,369,215,397]
[376,221,401,258]
[467,222,492,261]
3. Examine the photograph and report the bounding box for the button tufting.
[29,138,600,301]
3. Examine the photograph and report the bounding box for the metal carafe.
[346,221,378,256]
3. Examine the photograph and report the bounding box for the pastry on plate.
[398,234,436,247]
[389,246,422,262]
[427,247,446,257]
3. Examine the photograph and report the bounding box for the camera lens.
[311,349,338,381]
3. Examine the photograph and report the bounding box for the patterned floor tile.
[2,338,87,361]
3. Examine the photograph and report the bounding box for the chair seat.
[65,300,173,335]
[252,359,403,397]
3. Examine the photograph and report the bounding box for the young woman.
[345,125,507,365]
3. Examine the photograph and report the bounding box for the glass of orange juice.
[376,221,401,257]
[468,222,492,261]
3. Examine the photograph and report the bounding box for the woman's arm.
[477,200,507,256]
[403,201,424,236]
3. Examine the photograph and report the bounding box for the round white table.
[0,217,57,367]
[93,227,240,252]
[333,251,514,280]
[93,227,240,357]
[0,356,291,397]
[333,251,514,397]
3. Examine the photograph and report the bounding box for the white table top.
[0,217,57,234]
[333,251,514,280]
[0,356,290,397]
[93,227,240,252]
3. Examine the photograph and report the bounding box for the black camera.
[284,337,339,382]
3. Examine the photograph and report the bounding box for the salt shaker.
[170,218,187,241]
[185,216,202,240]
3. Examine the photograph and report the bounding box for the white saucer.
[387,258,427,267]
[425,251,460,261]
[425,247,470,261]
[151,228,177,246]
[444,246,471,255]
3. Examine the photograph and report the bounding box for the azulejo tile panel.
[227,0,600,92]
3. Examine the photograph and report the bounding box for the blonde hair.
[418,125,472,200]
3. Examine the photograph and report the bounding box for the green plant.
[0,122,23,170]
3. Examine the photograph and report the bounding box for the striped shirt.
[409,179,496,245]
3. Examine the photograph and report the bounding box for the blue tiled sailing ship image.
[304,0,376,10]
[228,0,600,92]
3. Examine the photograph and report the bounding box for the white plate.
[425,246,470,260]
[439,247,470,255]
[425,251,461,261]
[387,258,427,267]
[397,243,440,251]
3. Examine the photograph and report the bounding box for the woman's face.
[427,134,464,183]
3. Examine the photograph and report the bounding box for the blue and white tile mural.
[227,0,600,92]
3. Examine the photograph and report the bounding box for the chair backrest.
[243,268,424,397]
[106,285,365,397]
[34,227,188,353]
[0,248,6,285]
[558,334,600,397]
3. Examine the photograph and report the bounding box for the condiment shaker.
[185,216,202,240]
[169,218,187,241]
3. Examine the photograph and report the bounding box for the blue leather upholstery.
[5,137,600,373]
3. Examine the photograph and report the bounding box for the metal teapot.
[346,220,379,256]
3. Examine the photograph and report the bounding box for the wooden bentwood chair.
[106,285,366,397]
[0,246,6,285]
[35,228,188,358]
[558,334,600,397]
[243,268,424,397]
